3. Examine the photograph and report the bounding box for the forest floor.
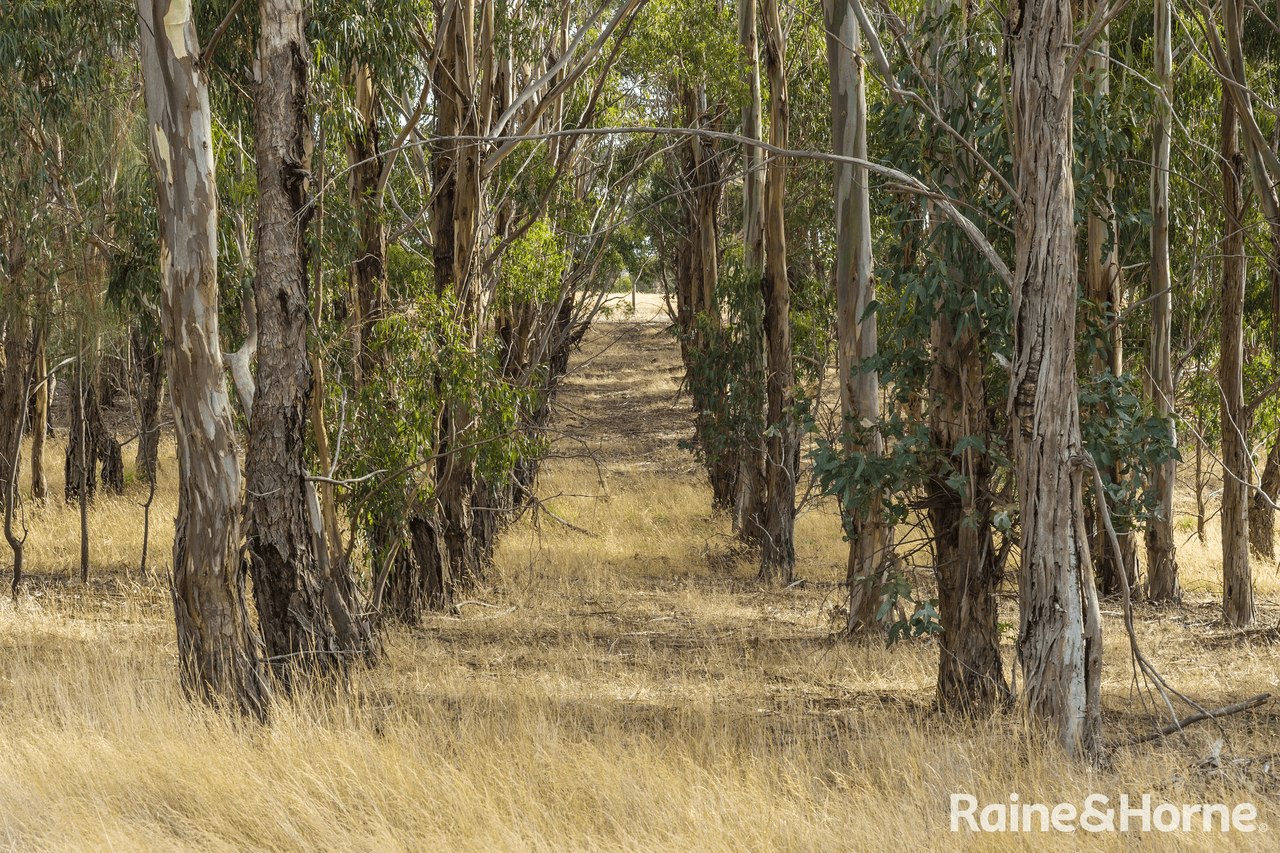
[1,295,1279,850]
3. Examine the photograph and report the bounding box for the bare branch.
[200,0,248,71]
[1127,694,1271,746]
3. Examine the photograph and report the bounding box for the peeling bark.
[1009,0,1102,759]
[827,0,890,632]
[136,0,268,718]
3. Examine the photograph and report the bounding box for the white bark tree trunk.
[136,0,268,717]
[827,0,888,633]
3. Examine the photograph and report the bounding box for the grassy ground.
[0,298,1277,850]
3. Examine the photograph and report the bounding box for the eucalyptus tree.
[136,0,268,716]
[243,0,372,676]
[636,0,740,511]
[1008,0,1103,758]
[1145,0,1179,601]
[329,0,650,616]
[422,0,608,603]
[916,0,1009,708]
[2,0,138,588]
[1211,0,1253,627]
[1080,0,1133,596]
[758,0,796,583]
[1196,0,1280,567]
[825,0,889,632]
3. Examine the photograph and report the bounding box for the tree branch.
[200,0,248,71]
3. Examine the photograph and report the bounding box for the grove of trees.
[2,0,1278,762]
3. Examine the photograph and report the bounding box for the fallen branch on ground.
[1125,693,1272,746]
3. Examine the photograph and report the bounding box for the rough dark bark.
[64,358,96,505]
[1009,0,1103,759]
[928,324,1007,711]
[425,0,487,607]
[137,0,268,718]
[0,321,25,510]
[92,384,125,495]
[133,325,165,483]
[759,0,796,584]
[909,0,1006,708]
[65,363,125,502]
[243,0,346,680]
[675,85,733,510]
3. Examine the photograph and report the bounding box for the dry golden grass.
[12,434,179,580]
[0,313,1277,850]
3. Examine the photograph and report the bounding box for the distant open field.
[0,310,1277,851]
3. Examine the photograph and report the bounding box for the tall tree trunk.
[0,320,24,510]
[1218,30,1253,627]
[930,310,1006,711]
[1216,0,1280,569]
[681,85,733,509]
[28,326,47,503]
[136,0,268,718]
[1083,20,1135,596]
[133,326,165,483]
[1009,0,1103,759]
[65,357,96,505]
[1144,0,1180,601]
[917,0,1006,708]
[739,0,764,271]
[735,0,768,547]
[827,0,889,632]
[759,0,795,584]
[428,0,485,606]
[345,63,387,388]
[243,0,349,679]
